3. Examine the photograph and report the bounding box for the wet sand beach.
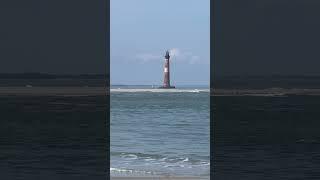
[111,177,209,180]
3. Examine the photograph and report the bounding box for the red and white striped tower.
[161,50,175,88]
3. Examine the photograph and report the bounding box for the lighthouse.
[159,50,175,89]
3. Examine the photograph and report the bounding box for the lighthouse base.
[158,86,175,89]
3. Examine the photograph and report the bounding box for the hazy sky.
[111,0,210,85]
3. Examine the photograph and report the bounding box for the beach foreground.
[111,177,209,180]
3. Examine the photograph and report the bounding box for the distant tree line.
[0,73,108,79]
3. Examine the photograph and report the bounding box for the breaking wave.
[111,152,210,176]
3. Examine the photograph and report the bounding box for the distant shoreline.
[212,88,320,96]
[0,73,107,79]
[0,87,107,96]
[2,87,320,96]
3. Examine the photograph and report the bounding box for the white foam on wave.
[110,88,209,93]
[182,157,189,162]
[110,168,132,173]
[144,158,156,161]
[121,154,138,160]
[110,167,154,176]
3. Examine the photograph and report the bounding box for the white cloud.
[169,48,201,64]
[134,48,204,64]
[169,48,181,57]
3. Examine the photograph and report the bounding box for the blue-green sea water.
[110,87,210,176]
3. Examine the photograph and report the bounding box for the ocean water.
[110,87,210,177]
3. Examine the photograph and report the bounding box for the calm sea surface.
[111,87,210,176]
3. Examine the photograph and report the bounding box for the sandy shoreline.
[111,176,209,180]
[110,88,209,93]
[2,87,320,96]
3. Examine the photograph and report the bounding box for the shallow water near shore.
[110,88,210,177]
